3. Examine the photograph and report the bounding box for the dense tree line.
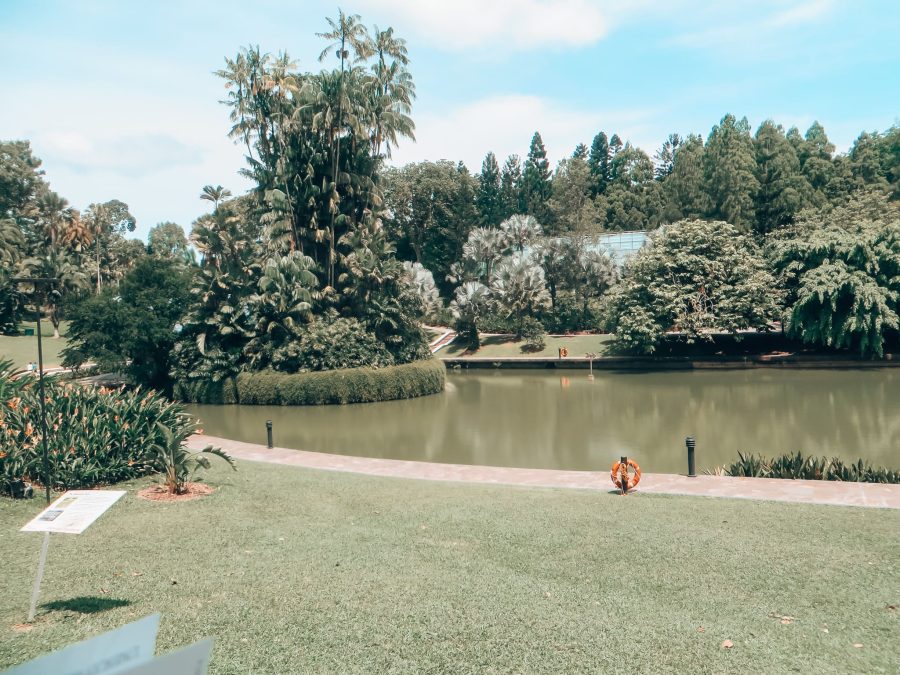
[0,140,192,337]
[383,116,899,357]
[3,14,898,384]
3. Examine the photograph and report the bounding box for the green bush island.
[175,358,446,406]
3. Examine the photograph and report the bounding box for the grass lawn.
[0,322,69,370]
[1,461,897,673]
[441,333,616,359]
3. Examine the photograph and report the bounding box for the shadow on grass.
[42,596,131,614]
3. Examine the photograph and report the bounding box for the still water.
[187,369,900,473]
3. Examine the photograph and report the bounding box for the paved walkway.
[188,434,900,510]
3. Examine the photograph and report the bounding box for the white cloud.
[36,131,204,176]
[670,0,836,51]
[359,0,612,50]
[768,0,834,27]
[390,94,660,171]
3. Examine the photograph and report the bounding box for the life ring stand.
[611,458,641,493]
[560,347,568,357]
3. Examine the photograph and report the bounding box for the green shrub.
[520,317,546,352]
[0,360,199,493]
[234,358,446,406]
[723,451,900,483]
[173,378,238,404]
[271,316,394,373]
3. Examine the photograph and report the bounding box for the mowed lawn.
[0,461,897,674]
[441,333,616,359]
[0,322,69,370]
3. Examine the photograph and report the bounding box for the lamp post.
[585,352,596,380]
[685,436,696,478]
[12,277,58,503]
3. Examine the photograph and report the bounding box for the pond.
[187,369,900,474]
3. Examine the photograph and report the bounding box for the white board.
[5,614,160,675]
[21,490,126,534]
[119,639,213,675]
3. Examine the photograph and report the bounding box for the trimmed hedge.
[173,377,239,405]
[175,358,446,406]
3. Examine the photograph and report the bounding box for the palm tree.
[244,251,318,368]
[462,227,511,284]
[149,422,235,495]
[368,25,415,160]
[450,281,491,350]
[490,256,551,337]
[200,185,233,210]
[0,217,24,266]
[317,11,373,289]
[500,214,542,253]
[21,248,88,338]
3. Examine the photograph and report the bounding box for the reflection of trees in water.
[187,369,900,472]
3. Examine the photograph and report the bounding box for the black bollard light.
[685,436,696,477]
[620,455,628,495]
[266,420,273,449]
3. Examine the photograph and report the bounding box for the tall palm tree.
[317,11,373,289]
[368,25,415,160]
[200,185,233,210]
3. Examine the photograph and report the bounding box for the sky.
[1,0,898,240]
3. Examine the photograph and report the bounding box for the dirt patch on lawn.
[137,482,214,502]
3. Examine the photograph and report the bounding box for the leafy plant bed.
[0,359,231,495]
[720,451,900,482]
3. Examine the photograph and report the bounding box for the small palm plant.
[150,421,236,494]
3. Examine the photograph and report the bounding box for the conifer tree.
[849,131,887,189]
[499,154,524,219]
[522,132,552,222]
[662,134,707,221]
[588,131,610,195]
[799,121,835,207]
[476,151,502,227]
[703,114,759,230]
[572,143,588,160]
[754,120,805,233]
[653,133,682,179]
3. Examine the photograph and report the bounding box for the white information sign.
[21,490,126,534]
[120,639,214,675]
[5,614,160,675]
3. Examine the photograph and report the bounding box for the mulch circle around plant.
[137,483,214,502]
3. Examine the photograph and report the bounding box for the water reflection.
[187,369,900,473]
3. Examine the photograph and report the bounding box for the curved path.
[188,434,900,509]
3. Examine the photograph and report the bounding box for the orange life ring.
[560,347,568,357]
[610,459,641,491]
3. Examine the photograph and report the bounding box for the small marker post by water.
[266,420,273,449]
[685,436,696,477]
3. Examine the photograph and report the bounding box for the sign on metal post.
[21,490,125,535]
[20,490,126,622]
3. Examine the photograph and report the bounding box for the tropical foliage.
[723,451,900,483]
[0,360,222,493]
[606,220,781,353]
[769,191,900,357]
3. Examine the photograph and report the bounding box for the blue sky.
[2,0,898,239]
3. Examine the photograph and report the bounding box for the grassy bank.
[440,333,615,359]
[1,461,897,673]
[0,322,69,370]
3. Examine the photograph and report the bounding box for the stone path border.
[189,434,900,510]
